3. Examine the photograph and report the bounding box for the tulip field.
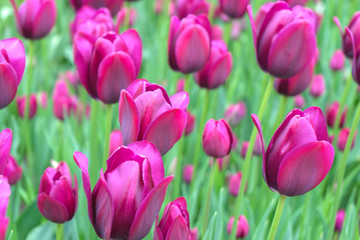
[2,0,360,239]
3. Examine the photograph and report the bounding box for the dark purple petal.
[119,90,140,145]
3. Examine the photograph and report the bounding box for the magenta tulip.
[335,209,345,232]
[326,102,347,128]
[212,25,224,40]
[240,141,249,159]
[10,0,57,39]
[74,30,142,104]
[281,0,308,7]
[226,215,249,239]
[254,2,274,34]
[74,141,173,239]
[38,92,48,108]
[38,162,78,223]
[310,74,325,98]
[249,2,317,78]
[176,78,185,92]
[16,94,37,119]
[330,50,345,71]
[185,111,196,136]
[228,172,242,197]
[0,129,12,175]
[116,7,137,29]
[119,79,188,155]
[230,20,246,40]
[108,129,123,156]
[337,128,356,152]
[53,80,74,121]
[336,12,360,58]
[183,164,194,184]
[168,14,211,74]
[173,0,209,19]
[154,197,191,240]
[190,228,198,240]
[294,95,305,109]
[220,0,250,19]
[202,119,233,158]
[3,155,22,185]
[0,38,25,110]
[225,102,247,127]
[0,177,11,240]
[195,40,232,89]
[71,0,123,16]
[252,107,334,196]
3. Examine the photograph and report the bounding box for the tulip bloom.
[3,155,22,185]
[74,141,173,239]
[282,0,308,7]
[185,111,195,136]
[337,12,360,58]
[294,95,305,109]
[195,40,232,89]
[220,0,250,19]
[226,215,249,239]
[0,177,11,240]
[10,0,57,39]
[16,95,38,119]
[183,164,194,184]
[337,128,356,152]
[74,30,142,104]
[173,0,210,19]
[202,119,233,158]
[70,0,123,16]
[53,80,79,121]
[108,129,123,155]
[154,197,191,240]
[119,79,188,155]
[335,209,345,232]
[309,74,325,98]
[116,7,137,29]
[0,38,25,110]
[249,2,317,78]
[330,50,345,71]
[225,102,247,127]
[254,2,274,34]
[168,14,211,74]
[240,141,249,159]
[38,162,78,223]
[0,129,12,175]
[228,172,242,197]
[326,102,347,128]
[252,107,334,196]
[212,25,223,40]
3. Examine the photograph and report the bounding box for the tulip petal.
[37,193,69,223]
[251,114,267,184]
[170,92,189,111]
[277,141,334,196]
[32,0,56,39]
[0,38,25,83]
[0,129,12,175]
[304,106,329,141]
[0,63,18,110]
[154,226,164,240]
[168,16,181,71]
[126,79,148,99]
[50,176,77,220]
[0,217,9,240]
[165,216,190,240]
[208,52,232,89]
[128,176,173,240]
[119,90,140,145]
[121,29,142,76]
[105,146,135,174]
[143,109,187,155]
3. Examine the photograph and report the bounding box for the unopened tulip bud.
[116,7,137,28]
[176,78,185,92]
[173,0,209,19]
[337,128,356,152]
[340,12,360,59]
[294,95,305,109]
[228,172,242,197]
[212,25,223,40]
[335,209,345,232]
[220,0,250,19]
[231,20,246,40]
[282,0,308,7]
[225,102,247,127]
[108,130,123,156]
[38,92,48,108]
[330,50,345,71]
[17,95,37,119]
[240,141,249,159]
[183,164,194,184]
[254,2,274,34]
[190,228,198,240]
[3,155,22,185]
[185,111,196,136]
[226,215,250,239]
[0,177,11,240]
[326,102,347,128]
[310,74,325,98]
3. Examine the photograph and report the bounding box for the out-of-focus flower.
[173,0,209,19]
[329,50,345,71]
[228,172,242,197]
[183,164,194,184]
[226,215,250,239]
[220,0,250,19]
[224,102,247,127]
[3,155,22,185]
[326,102,347,128]
[294,95,305,109]
[337,127,356,152]
[309,74,325,98]
[108,129,123,156]
[240,141,249,159]
[116,7,137,29]
[16,94,38,119]
[185,111,196,136]
[0,178,11,240]
[335,209,345,232]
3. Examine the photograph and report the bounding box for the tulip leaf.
[25,222,54,240]
[203,212,218,240]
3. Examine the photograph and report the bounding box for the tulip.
[38,162,78,223]
[281,0,308,7]
[59,70,80,89]
[154,197,191,240]
[228,172,242,197]
[53,80,72,121]
[213,6,231,22]
[240,141,249,159]
[254,2,274,33]
[202,119,233,158]
[220,0,249,19]
[249,2,317,78]
[334,209,345,232]
[212,25,224,40]
[0,38,25,110]
[225,102,247,126]
[0,129,12,175]
[231,20,246,40]
[337,128,356,152]
[190,228,198,240]
[253,134,262,156]
[119,79,188,155]
[326,102,347,128]
[337,12,360,59]
[10,0,57,39]
[185,111,196,136]
[71,0,123,16]
[226,215,249,239]
[74,141,173,239]
[168,14,211,74]
[176,78,185,92]
[310,74,325,98]
[0,177,11,240]
[183,164,194,184]
[116,7,137,29]
[3,155,22,185]
[69,0,85,10]
[294,95,305,109]
[109,129,123,155]
[330,50,345,71]
[38,92,48,108]
[195,40,232,89]
[252,107,334,196]
[16,94,37,119]
[74,30,142,104]
[173,0,210,19]
[209,157,229,171]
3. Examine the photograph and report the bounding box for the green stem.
[184,74,191,94]
[267,195,287,240]
[273,95,287,133]
[327,99,360,240]
[230,77,274,240]
[103,105,113,169]
[56,223,64,240]
[173,137,184,199]
[299,194,310,239]
[89,99,99,184]
[201,161,216,237]
[224,21,232,47]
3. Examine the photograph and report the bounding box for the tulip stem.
[327,98,360,240]
[173,137,184,199]
[273,95,287,133]
[230,77,273,240]
[201,161,216,237]
[89,99,99,183]
[267,195,287,240]
[103,104,112,169]
[184,74,191,94]
[56,223,64,240]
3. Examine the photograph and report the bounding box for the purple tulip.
[183,164,194,184]
[310,74,325,98]
[74,30,142,104]
[53,80,73,121]
[10,0,57,39]
[0,38,25,110]
[228,172,242,197]
[240,141,249,159]
[202,119,233,158]
[190,228,198,240]
[70,0,123,16]
[249,2,317,78]
[0,177,11,240]
[16,94,38,119]
[335,209,345,232]
[108,129,123,156]
[173,0,210,19]
[168,14,211,74]
[214,5,231,22]
[38,162,78,223]
[195,40,232,89]
[330,50,345,71]
[294,95,305,109]
[326,102,347,128]
[176,78,185,92]
[231,20,246,40]
[212,25,224,40]
[337,128,356,152]
[154,197,191,240]
[220,0,250,19]
[226,215,249,239]
[74,141,173,239]
[119,79,188,155]
[116,7,137,29]
[0,129,12,175]
[252,107,334,196]
[225,102,247,127]
[335,12,360,59]
[3,155,22,185]
[254,2,274,34]
[185,111,196,136]
[38,92,48,108]
[281,0,308,7]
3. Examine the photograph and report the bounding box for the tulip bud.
[240,141,249,159]
[330,50,345,71]
[209,157,229,171]
[335,209,345,232]
[154,197,191,240]
[226,215,250,239]
[254,2,274,34]
[173,0,209,19]
[310,74,325,98]
[212,25,223,40]
[116,7,137,29]
[281,0,308,7]
[294,95,305,109]
[0,129,12,175]
[190,228,198,240]
[53,80,72,121]
[213,6,231,22]
[10,0,57,39]
[326,102,347,128]
[16,94,38,119]
[231,20,246,40]
[253,134,262,156]
[195,40,232,89]
[3,155,22,185]
[252,107,334,196]
[74,141,173,239]
[183,164,194,184]
[0,177,11,240]
[38,162,77,223]
[185,111,196,136]
[340,12,360,59]
[337,128,356,152]
[176,78,185,92]
[0,38,25,110]
[38,92,48,108]
[224,102,247,127]
[228,172,242,197]
[108,129,123,156]
[168,14,211,74]
[220,0,250,19]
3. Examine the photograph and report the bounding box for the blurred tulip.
[183,164,194,184]
[74,141,173,239]
[3,155,22,185]
[0,129,12,175]
[330,50,345,71]
[252,107,334,196]
[253,134,262,156]
[202,119,233,158]
[38,92,48,108]
[249,1,317,78]
[119,79,188,155]
[326,102,347,128]
[335,12,360,59]
[310,74,325,98]
[209,157,229,171]
[212,25,224,40]
[116,7,137,29]
[190,228,198,240]
[282,0,308,7]
[294,95,305,109]
[195,40,232,89]
[335,209,345,232]
[154,197,191,240]
[231,20,246,40]
[228,172,242,197]
[16,95,37,119]
[168,14,211,74]
[53,80,72,121]
[10,0,57,39]
[220,0,250,19]
[226,215,249,239]
[176,78,185,92]
[109,129,123,155]
[71,0,123,16]
[69,0,85,10]
[213,5,231,22]
[38,162,77,223]
[0,38,25,110]
[154,0,164,14]
[0,177,11,240]
[185,111,196,136]
[59,70,80,89]
[173,0,210,19]
[225,102,247,126]
[240,141,249,159]
[254,2,274,34]
[74,30,142,104]
[337,127,356,152]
